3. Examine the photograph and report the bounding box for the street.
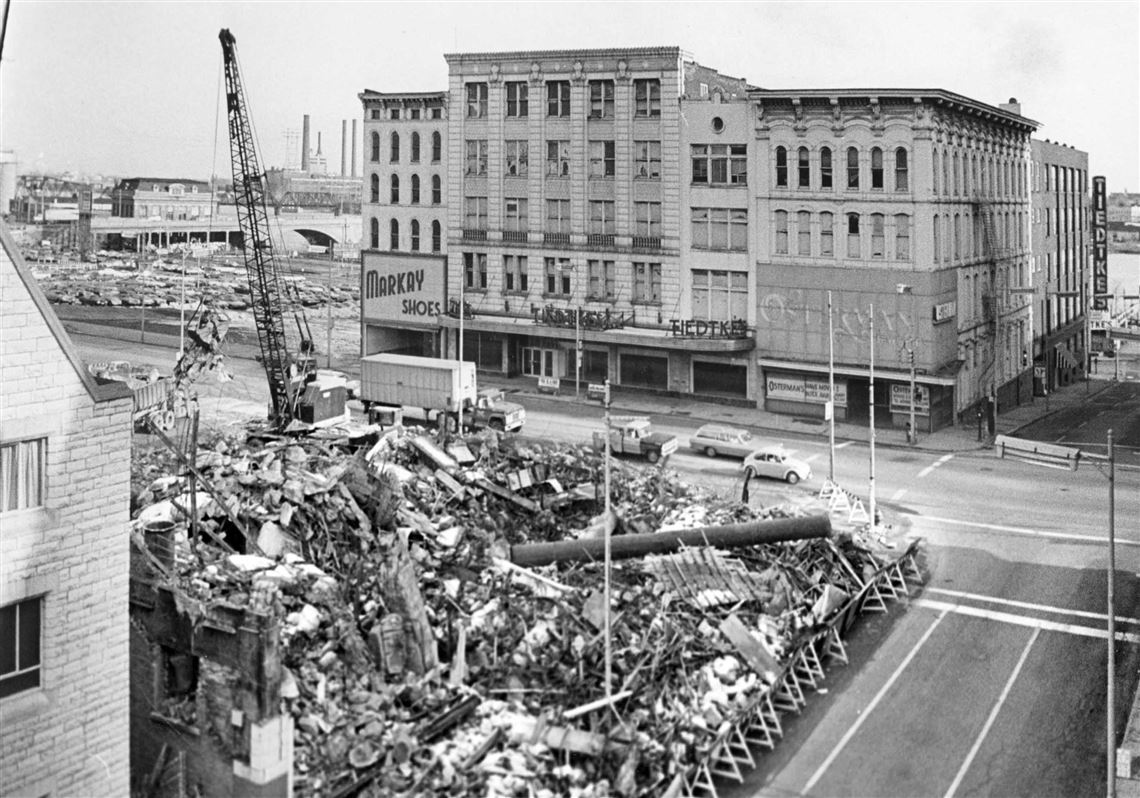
[72,331,1140,797]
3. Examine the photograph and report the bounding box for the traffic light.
[1022,349,1029,367]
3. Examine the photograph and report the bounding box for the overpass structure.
[89,212,362,254]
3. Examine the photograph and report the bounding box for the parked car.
[688,424,757,459]
[742,446,812,484]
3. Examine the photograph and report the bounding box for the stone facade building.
[0,221,133,797]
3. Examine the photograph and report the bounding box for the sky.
[1,0,1138,190]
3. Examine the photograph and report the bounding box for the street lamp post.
[179,249,187,358]
[868,303,877,531]
[576,306,582,400]
[602,379,613,698]
[1107,428,1117,798]
[459,259,465,360]
[828,290,836,482]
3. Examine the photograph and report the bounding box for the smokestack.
[317,132,323,157]
[351,119,358,178]
[341,120,348,177]
[301,114,311,171]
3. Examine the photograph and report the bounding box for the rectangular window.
[691,269,748,322]
[820,212,834,256]
[588,201,616,235]
[504,140,529,176]
[465,140,487,175]
[0,597,42,698]
[464,252,487,289]
[847,213,861,258]
[634,79,661,117]
[635,140,661,179]
[691,144,747,186]
[503,255,528,292]
[389,109,400,120]
[546,140,570,177]
[464,196,487,229]
[1,438,45,513]
[797,211,811,255]
[691,207,748,251]
[634,201,662,238]
[504,197,528,232]
[587,259,616,300]
[544,257,572,295]
[522,347,555,378]
[871,213,885,257]
[466,82,487,118]
[775,210,788,255]
[547,81,571,117]
[589,140,616,178]
[409,109,420,120]
[895,214,910,260]
[505,81,529,117]
[632,261,662,303]
[546,199,571,233]
[589,80,614,118]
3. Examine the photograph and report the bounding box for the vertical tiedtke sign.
[1092,176,1108,310]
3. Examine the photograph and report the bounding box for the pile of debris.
[133,423,921,797]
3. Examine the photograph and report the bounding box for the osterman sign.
[362,252,445,324]
[766,374,848,407]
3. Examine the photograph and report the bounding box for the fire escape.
[975,195,1019,406]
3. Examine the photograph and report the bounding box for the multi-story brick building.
[111,177,214,221]
[1030,138,1089,393]
[0,221,133,796]
[358,48,1057,431]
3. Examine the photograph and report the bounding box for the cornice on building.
[444,46,687,65]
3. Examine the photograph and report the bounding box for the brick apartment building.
[0,221,133,796]
[358,47,1072,432]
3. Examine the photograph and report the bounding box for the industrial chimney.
[341,120,348,177]
[301,114,311,171]
[351,119,358,178]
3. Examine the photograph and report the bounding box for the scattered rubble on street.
[130,419,923,797]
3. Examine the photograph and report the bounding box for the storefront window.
[619,354,667,389]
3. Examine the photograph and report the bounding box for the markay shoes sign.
[362,252,446,324]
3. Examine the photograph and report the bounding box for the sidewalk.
[487,371,1114,454]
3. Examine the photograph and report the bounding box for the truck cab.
[465,388,526,432]
[594,417,679,463]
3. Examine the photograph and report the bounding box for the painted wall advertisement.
[362,253,446,325]
[1092,175,1109,311]
[889,383,930,415]
[765,374,848,407]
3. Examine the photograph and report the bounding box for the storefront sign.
[533,305,631,331]
[889,383,930,415]
[538,376,561,391]
[765,374,847,407]
[932,301,957,324]
[1092,176,1109,310]
[669,318,749,338]
[362,253,445,324]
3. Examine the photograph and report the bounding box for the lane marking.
[944,627,1040,798]
[802,609,949,794]
[902,512,1140,548]
[914,599,1140,643]
[926,587,1140,628]
[890,488,908,502]
[836,441,854,449]
[917,453,955,479]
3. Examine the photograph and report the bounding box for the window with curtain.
[691,270,747,321]
[390,132,400,163]
[775,146,788,187]
[895,148,909,191]
[798,147,810,188]
[871,147,884,189]
[410,219,420,251]
[389,219,399,250]
[895,214,910,260]
[820,212,834,256]
[774,210,788,254]
[431,131,442,162]
[846,213,860,257]
[846,147,859,189]
[1,439,45,512]
[797,211,811,255]
[820,147,832,189]
[871,213,884,257]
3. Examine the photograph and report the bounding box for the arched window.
[411,174,420,204]
[370,131,380,162]
[846,212,860,257]
[774,210,788,254]
[431,220,442,252]
[820,147,833,189]
[797,211,811,255]
[943,152,950,196]
[953,213,961,261]
[933,216,941,262]
[894,148,908,191]
[370,173,380,203]
[390,174,400,204]
[775,146,788,187]
[411,132,421,163]
[390,132,400,163]
[971,153,978,197]
[432,132,442,162]
[871,147,883,189]
[846,147,859,189]
[952,152,960,196]
[410,219,420,251]
[820,211,834,256]
[369,217,379,249]
[431,175,441,204]
[932,149,939,194]
[389,219,399,250]
[797,147,810,188]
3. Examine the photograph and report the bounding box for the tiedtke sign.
[362,253,445,324]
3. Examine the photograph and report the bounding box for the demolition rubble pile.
[133,425,920,797]
[35,258,357,311]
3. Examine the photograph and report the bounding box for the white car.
[742,446,812,485]
[688,424,756,459]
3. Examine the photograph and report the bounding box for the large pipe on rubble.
[509,515,832,568]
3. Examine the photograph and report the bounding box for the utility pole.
[576,306,582,400]
[1108,428,1117,798]
[909,346,917,445]
[602,379,613,699]
[327,242,334,369]
[828,291,836,481]
[869,303,877,531]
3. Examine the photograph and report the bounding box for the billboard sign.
[1092,176,1108,310]
[889,383,930,415]
[362,252,446,325]
[765,374,848,407]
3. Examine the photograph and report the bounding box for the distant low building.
[110,177,214,221]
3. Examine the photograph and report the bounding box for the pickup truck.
[592,417,679,464]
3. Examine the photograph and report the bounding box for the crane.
[218,28,327,426]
